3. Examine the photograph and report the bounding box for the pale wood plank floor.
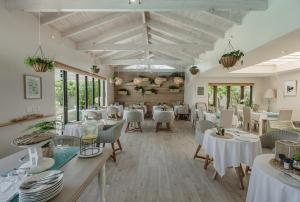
[103,120,249,202]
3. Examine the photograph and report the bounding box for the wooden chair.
[153,111,174,132]
[97,120,124,162]
[220,109,234,128]
[125,110,143,133]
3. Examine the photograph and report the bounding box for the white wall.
[184,71,266,109]
[262,70,300,112]
[0,2,113,158]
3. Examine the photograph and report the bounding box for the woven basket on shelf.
[275,140,300,161]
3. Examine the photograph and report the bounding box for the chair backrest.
[98,120,124,143]
[197,108,205,120]
[196,120,216,134]
[243,107,251,123]
[126,110,143,122]
[220,109,234,128]
[52,135,80,147]
[177,104,189,114]
[85,111,102,121]
[278,110,293,121]
[195,102,207,111]
[107,106,118,114]
[154,111,174,123]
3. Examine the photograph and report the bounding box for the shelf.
[0,115,54,128]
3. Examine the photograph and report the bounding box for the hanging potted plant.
[24,13,54,73]
[189,66,199,75]
[145,88,157,95]
[219,40,244,69]
[134,86,145,95]
[90,65,100,74]
[24,55,54,72]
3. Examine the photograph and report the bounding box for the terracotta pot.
[219,55,238,68]
[32,63,49,72]
[190,68,199,75]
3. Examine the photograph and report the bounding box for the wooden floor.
[103,120,249,202]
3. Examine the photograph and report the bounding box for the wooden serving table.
[50,148,112,202]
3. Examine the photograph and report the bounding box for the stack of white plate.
[19,170,63,202]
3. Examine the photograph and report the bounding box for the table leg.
[212,171,218,180]
[98,163,106,202]
[234,165,244,190]
[259,118,263,136]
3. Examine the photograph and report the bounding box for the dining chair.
[97,120,124,162]
[84,111,102,121]
[107,106,118,120]
[154,111,174,132]
[176,104,190,120]
[52,135,81,147]
[278,110,293,121]
[197,108,205,121]
[125,110,143,133]
[195,102,207,111]
[220,109,234,128]
[194,120,216,169]
[243,107,252,131]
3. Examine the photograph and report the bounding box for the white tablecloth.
[64,121,104,137]
[246,154,300,202]
[110,105,124,116]
[203,112,238,127]
[153,110,175,122]
[82,109,108,120]
[174,105,189,115]
[123,109,144,122]
[202,129,262,177]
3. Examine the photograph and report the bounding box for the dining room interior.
[1,0,300,202]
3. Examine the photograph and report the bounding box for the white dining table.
[123,109,144,122]
[202,129,262,189]
[64,121,104,137]
[82,109,108,120]
[152,110,175,121]
[246,154,300,202]
[111,105,123,116]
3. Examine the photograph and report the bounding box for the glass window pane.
[244,86,251,107]
[95,80,100,106]
[87,77,93,108]
[208,85,214,106]
[55,69,64,123]
[217,86,227,110]
[230,86,241,107]
[79,75,86,120]
[67,72,77,122]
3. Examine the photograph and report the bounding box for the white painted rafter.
[62,12,126,38]
[148,20,213,49]
[78,43,205,52]
[6,0,268,12]
[40,12,76,25]
[152,12,224,39]
[100,59,189,66]
[77,23,143,47]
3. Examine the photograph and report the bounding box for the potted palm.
[90,65,100,74]
[189,66,199,75]
[24,56,54,72]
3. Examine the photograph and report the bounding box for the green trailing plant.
[134,86,145,95]
[118,88,130,95]
[24,56,54,71]
[169,85,179,90]
[90,65,100,73]
[221,50,244,60]
[293,154,300,161]
[26,121,56,133]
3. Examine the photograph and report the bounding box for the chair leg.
[117,139,122,151]
[125,122,130,133]
[138,122,143,133]
[156,122,161,132]
[193,144,201,159]
[102,143,106,148]
[245,166,251,175]
[166,122,171,130]
[204,155,210,170]
[111,143,116,162]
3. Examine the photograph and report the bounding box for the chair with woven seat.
[97,120,124,162]
[52,135,80,147]
[176,104,190,120]
[220,109,234,128]
[243,107,253,131]
[125,110,143,133]
[194,120,216,169]
[107,106,118,120]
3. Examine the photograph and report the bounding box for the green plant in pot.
[26,120,56,133]
[134,86,145,95]
[169,85,180,93]
[293,154,300,170]
[219,50,244,69]
[189,66,199,75]
[24,56,54,72]
[90,65,100,74]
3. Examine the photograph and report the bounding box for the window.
[55,68,107,123]
[67,72,77,122]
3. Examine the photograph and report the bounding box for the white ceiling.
[6,0,269,71]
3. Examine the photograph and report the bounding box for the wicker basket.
[275,140,300,161]
[32,63,49,72]
[189,68,199,75]
[91,68,100,74]
[219,56,238,68]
